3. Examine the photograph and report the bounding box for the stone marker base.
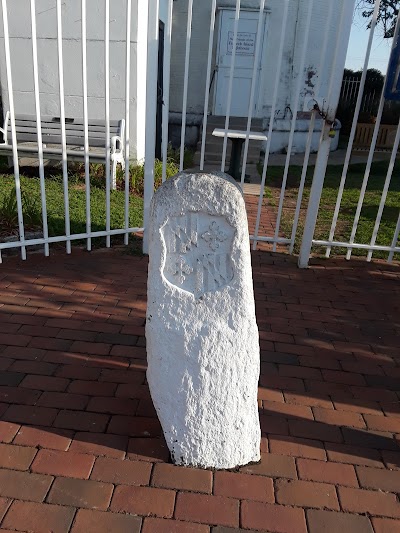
[146,172,261,470]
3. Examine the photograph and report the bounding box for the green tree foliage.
[343,68,384,90]
[357,0,399,38]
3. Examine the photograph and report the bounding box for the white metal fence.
[0,0,399,268]
[340,77,380,115]
[0,0,142,263]
[299,0,400,266]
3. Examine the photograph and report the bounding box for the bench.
[0,112,125,189]
[212,128,267,182]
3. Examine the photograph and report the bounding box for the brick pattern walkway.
[245,196,281,252]
[0,246,399,532]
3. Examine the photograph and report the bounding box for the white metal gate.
[0,0,399,268]
[0,0,145,263]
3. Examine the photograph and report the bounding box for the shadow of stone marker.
[146,171,260,469]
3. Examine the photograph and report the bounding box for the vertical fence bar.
[240,0,265,186]
[221,0,241,172]
[56,0,71,254]
[252,0,289,250]
[298,0,356,268]
[30,0,49,257]
[289,0,334,254]
[136,0,148,163]
[81,0,91,251]
[179,0,193,171]
[326,0,382,258]
[104,0,111,247]
[345,10,400,261]
[367,117,400,261]
[124,0,132,243]
[162,0,173,182]
[289,112,315,254]
[388,213,400,262]
[200,0,217,171]
[272,0,314,252]
[1,0,26,261]
[346,84,387,260]
[143,0,160,254]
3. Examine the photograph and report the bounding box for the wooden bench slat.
[12,125,119,138]
[13,114,121,127]
[13,122,120,135]
[13,133,108,147]
[1,114,125,182]
[0,144,107,162]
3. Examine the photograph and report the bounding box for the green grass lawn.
[0,175,143,245]
[264,160,400,260]
[0,154,183,248]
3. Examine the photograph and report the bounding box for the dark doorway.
[155,20,165,159]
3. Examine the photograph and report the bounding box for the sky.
[345,7,393,73]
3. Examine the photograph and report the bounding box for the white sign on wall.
[227,31,256,56]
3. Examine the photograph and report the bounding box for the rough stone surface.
[146,171,261,469]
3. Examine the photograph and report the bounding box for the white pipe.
[56,0,71,255]
[125,0,132,244]
[162,0,173,182]
[252,0,289,250]
[240,0,265,186]
[0,227,145,250]
[312,239,400,254]
[143,0,160,254]
[326,0,382,258]
[221,0,241,172]
[200,0,217,171]
[30,0,49,257]
[180,0,194,172]
[136,0,148,162]
[81,0,91,252]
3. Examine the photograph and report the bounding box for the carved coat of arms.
[161,213,235,298]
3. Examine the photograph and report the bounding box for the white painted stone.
[146,171,261,470]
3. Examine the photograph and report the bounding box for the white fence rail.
[340,77,380,115]
[300,0,400,266]
[0,0,144,263]
[0,0,399,268]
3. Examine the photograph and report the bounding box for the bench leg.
[111,159,117,190]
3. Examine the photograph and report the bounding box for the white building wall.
[169,0,346,152]
[0,0,142,157]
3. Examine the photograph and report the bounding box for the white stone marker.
[146,171,261,470]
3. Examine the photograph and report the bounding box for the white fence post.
[298,0,356,268]
[142,0,160,254]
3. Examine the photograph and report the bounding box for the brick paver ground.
[0,228,399,531]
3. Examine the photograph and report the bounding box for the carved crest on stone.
[161,213,235,297]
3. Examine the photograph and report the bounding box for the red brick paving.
[0,237,399,531]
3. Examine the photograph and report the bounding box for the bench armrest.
[111,119,125,162]
[0,111,10,144]
[111,135,123,156]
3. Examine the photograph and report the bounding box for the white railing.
[299,0,400,266]
[171,0,400,268]
[1,0,399,268]
[340,77,380,115]
[0,0,145,263]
